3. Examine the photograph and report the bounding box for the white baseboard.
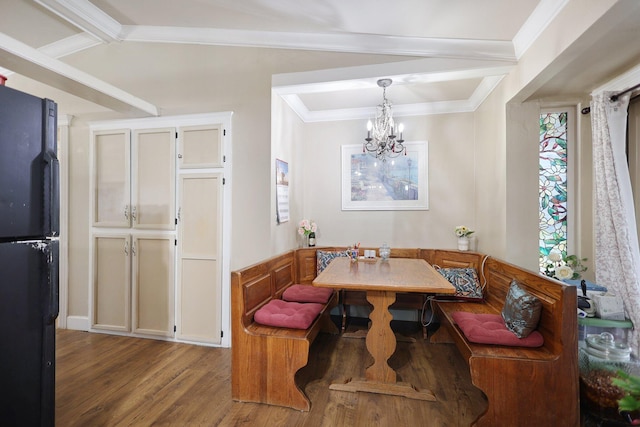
[65,316,89,331]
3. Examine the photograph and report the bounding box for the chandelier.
[363,78,405,161]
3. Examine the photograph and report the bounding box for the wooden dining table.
[312,256,455,400]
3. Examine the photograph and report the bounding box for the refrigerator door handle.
[43,150,60,236]
[46,240,59,325]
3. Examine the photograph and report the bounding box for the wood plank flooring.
[56,322,487,426]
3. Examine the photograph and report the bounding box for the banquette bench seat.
[231,247,579,426]
[231,251,338,411]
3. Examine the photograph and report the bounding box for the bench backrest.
[231,250,296,329]
[236,247,577,356]
[482,256,577,355]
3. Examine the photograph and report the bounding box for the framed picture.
[275,158,289,223]
[341,141,429,211]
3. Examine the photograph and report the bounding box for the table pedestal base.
[342,328,417,343]
[329,377,436,401]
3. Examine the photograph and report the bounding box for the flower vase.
[457,236,470,251]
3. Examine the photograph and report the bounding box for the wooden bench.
[231,250,338,411]
[429,254,580,427]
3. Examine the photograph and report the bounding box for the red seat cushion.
[282,284,334,304]
[254,299,323,330]
[451,311,544,348]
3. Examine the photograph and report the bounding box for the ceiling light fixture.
[364,78,405,161]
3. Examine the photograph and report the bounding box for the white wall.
[271,92,306,252]
[300,113,476,250]
[472,0,619,268]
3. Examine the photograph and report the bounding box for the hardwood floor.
[56,321,487,426]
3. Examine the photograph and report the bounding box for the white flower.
[554,265,574,280]
[297,219,317,236]
[455,225,474,237]
[548,251,563,262]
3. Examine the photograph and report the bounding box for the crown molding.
[34,0,122,42]
[274,60,512,122]
[280,75,502,123]
[122,25,516,61]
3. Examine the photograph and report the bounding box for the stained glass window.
[539,112,568,273]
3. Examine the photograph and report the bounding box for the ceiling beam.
[0,32,158,116]
[122,25,516,61]
[34,0,122,42]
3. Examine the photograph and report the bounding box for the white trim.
[89,112,233,131]
[34,0,122,42]
[39,33,102,58]
[0,32,158,116]
[56,115,72,329]
[512,0,570,59]
[592,63,640,94]
[122,25,516,61]
[65,315,89,331]
[273,60,513,122]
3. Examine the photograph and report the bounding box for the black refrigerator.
[0,84,59,426]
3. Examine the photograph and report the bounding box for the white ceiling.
[1,0,638,120]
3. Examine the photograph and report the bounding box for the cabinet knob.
[178,154,183,158]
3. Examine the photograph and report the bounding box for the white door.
[92,129,131,228]
[92,234,131,332]
[132,128,176,230]
[176,173,223,344]
[132,234,175,337]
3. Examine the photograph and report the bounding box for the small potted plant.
[454,225,474,251]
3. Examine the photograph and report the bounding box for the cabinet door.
[132,235,175,337]
[92,130,131,227]
[178,124,223,169]
[176,173,222,344]
[92,234,131,332]
[132,128,176,230]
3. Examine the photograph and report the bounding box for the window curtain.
[591,91,640,355]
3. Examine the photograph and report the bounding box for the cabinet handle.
[131,205,137,222]
[177,207,181,221]
[124,241,129,256]
[124,205,129,220]
[178,153,183,159]
[131,241,136,256]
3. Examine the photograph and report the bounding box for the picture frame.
[341,141,429,211]
[275,158,289,223]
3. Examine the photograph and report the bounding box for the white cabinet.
[132,129,176,230]
[89,113,231,346]
[92,233,174,337]
[132,235,175,337]
[175,123,225,344]
[176,173,223,344]
[92,128,175,230]
[92,130,130,228]
[178,124,223,168]
[90,126,177,338]
[92,234,130,332]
